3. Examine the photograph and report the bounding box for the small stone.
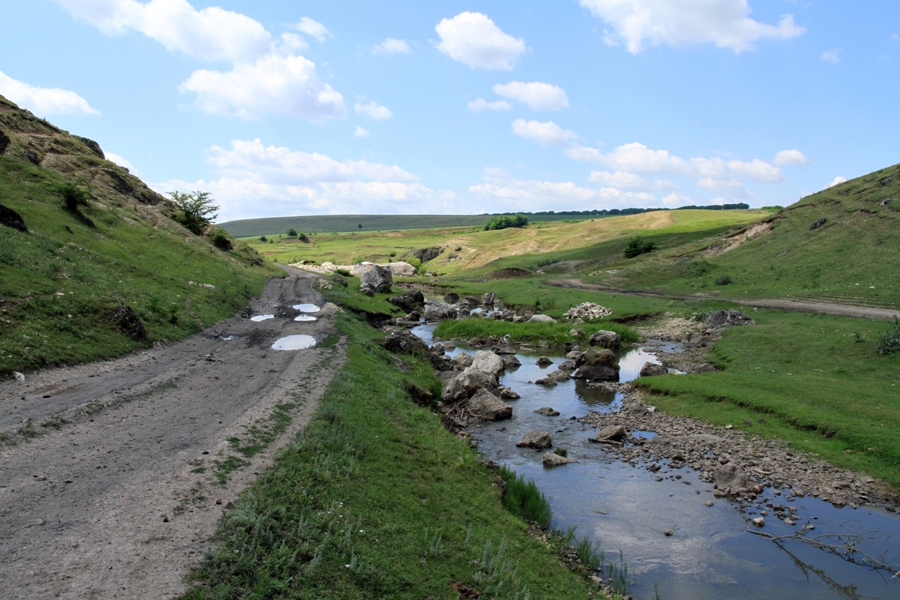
[784,519,795,526]
[752,517,765,527]
[516,430,552,449]
[536,356,553,367]
[163,516,170,523]
[534,407,560,417]
[705,501,714,507]
[664,529,674,536]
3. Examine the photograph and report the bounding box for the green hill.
[583,163,900,306]
[0,95,275,377]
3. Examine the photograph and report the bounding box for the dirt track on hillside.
[0,268,345,599]
[546,279,900,320]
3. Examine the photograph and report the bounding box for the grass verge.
[636,309,900,489]
[177,312,603,599]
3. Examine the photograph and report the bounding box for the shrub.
[483,214,528,231]
[715,274,733,285]
[351,255,365,265]
[298,232,309,243]
[623,236,656,258]
[258,235,267,242]
[878,317,900,355]
[407,257,422,271]
[334,268,351,276]
[210,228,232,251]
[170,190,218,235]
[286,228,298,237]
[59,183,91,212]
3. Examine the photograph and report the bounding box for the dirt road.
[0,269,345,599]
[546,279,900,320]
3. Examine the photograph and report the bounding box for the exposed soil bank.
[0,268,345,599]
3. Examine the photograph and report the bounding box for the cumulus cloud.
[468,98,512,112]
[588,170,676,191]
[53,0,272,62]
[697,177,750,199]
[826,175,847,189]
[372,38,410,54]
[435,12,526,70]
[820,48,841,63]
[179,53,346,120]
[512,119,579,146]
[0,70,99,116]
[773,149,810,167]
[579,0,805,53]
[354,100,392,120]
[470,176,656,212]
[492,81,569,111]
[293,17,331,42]
[154,138,457,220]
[661,192,693,207]
[567,141,785,183]
[105,152,136,171]
[354,126,370,137]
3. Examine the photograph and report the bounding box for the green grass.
[498,465,553,527]
[636,309,900,488]
[595,163,900,306]
[0,154,275,377]
[178,313,602,600]
[434,318,638,347]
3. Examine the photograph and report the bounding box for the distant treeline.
[493,203,750,218]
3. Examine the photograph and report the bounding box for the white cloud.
[588,170,676,191]
[697,177,750,199]
[492,81,569,111]
[179,53,346,120]
[512,119,579,146]
[354,100,392,120]
[567,141,785,183]
[435,12,526,70]
[579,0,805,53]
[470,177,656,212]
[482,167,510,179]
[826,175,847,189]
[820,48,841,63]
[0,69,99,116]
[372,38,410,54]
[53,0,272,62]
[105,152,136,171]
[293,17,331,42]
[892,33,899,42]
[277,33,308,53]
[354,126,370,137]
[468,98,512,112]
[154,138,457,220]
[773,149,810,167]
[661,192,693,207]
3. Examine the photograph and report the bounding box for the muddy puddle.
[412,324,900,599]
[250,314,275,322]
[294,315,317,322]
[292,304,320,313]
[271,335,317,351]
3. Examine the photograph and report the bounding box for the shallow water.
[250,314,274,322]
[271,335,317,350]
[293,315,317,322]
[414,324,900,599]
[292,304,320,313]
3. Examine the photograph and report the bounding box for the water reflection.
[292,304,320,313]
[271,335,317,350]
[250,314,274,322]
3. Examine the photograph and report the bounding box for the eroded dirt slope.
[0,269,344,599]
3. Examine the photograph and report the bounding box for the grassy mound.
[0,95,275,376]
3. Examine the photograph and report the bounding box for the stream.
[412,324,900,599]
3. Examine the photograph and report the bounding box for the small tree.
[286,228,298,237]
[623,236,656,258]
[169,191,218,235]
[259,235,268,242]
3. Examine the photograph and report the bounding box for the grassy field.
[0,96,277,377]
[586,163,900,306]
[242,209,765,277]
[178,311,606,600]
[636,309,900,488]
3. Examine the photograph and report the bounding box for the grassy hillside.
[0,95,276,377]
[583,164,900,306]
[243,209,765,276]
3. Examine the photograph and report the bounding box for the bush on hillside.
[210,228,232,251]
[286,228,298,237]
[59,183,95,228]
[715,274,733,285]
[170,190,218,235]
[623,236,656,258]
[878,317,900,355]
[298,232,310,243]
[483,214,528,231]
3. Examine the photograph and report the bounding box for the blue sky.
[2,1,898,222]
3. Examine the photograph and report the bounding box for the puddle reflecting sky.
[250,315,274,322]
[271,335,317,350]
[293,304,320,313]
[294,315,317,322]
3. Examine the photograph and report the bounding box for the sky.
[1,1,899,223]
